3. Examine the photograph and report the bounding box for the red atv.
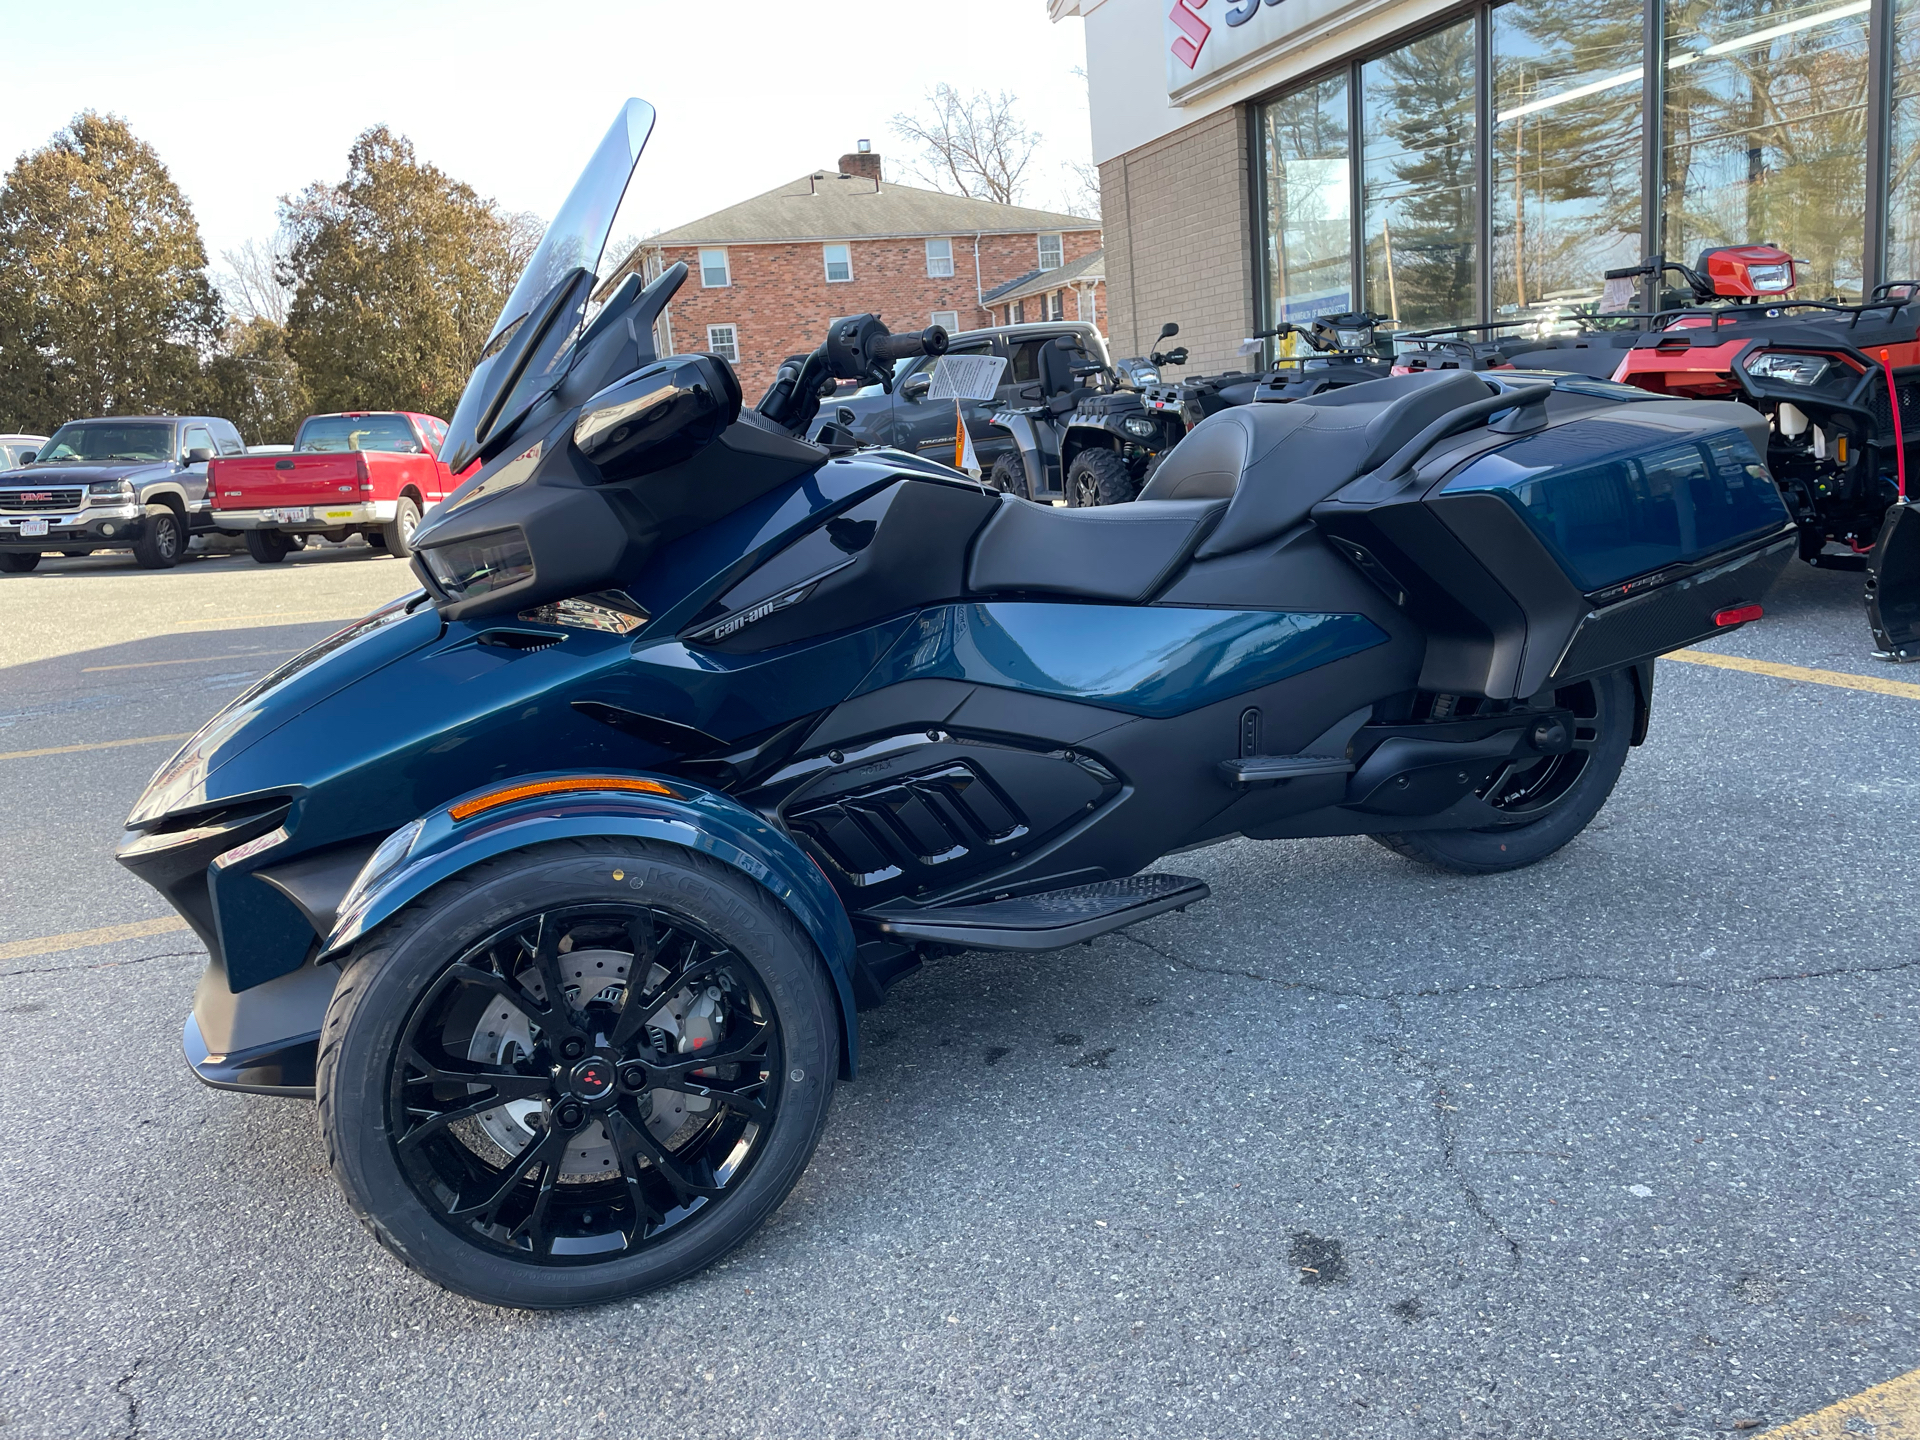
[1604,247,1920,658]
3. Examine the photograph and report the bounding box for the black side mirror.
[901,372,932,400]
[1157,322,1180,341]
[572,353,742,481]
[18,451,35,465]
[186,446,215,464]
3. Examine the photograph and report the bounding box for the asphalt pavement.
[0,549,1914,1440]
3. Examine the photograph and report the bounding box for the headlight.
[1128,365,1160,386]
[1746,352,1833,385]
[87,479,133,498]
[1746,262,1793,292]
[419,528,534,600]
[1335,327,1374,350]
[1123,416,1157,438]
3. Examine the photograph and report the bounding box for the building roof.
[981,249,1106,306]
[645,170,1099,247]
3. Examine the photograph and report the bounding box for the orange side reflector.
[449,775,672,821]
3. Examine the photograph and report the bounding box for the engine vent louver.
[787,763,1029,888]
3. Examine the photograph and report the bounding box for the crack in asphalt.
[1116,930,1920,1001]
[1,947,204,980]
[1381,995,1524,1267]
[114,1360,145,1440]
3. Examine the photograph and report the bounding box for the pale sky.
[2,0,1093,280]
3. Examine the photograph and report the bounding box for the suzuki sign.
[1165,0,1372,103]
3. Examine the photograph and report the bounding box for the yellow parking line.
[0,915,191,964]
[82,650,290,673]
[0,732,192,762]
[1767,1364,1920,1435]
[1667,648,1920,700]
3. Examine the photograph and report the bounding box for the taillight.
[1714,604,1763,627]
[356,452,372,491]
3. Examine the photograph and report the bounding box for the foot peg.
[859,873,1208,952]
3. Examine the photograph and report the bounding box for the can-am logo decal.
[1170,0,1281,69]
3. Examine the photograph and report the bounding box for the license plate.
[323,509,354,521]
[270,507,311,523]
[20,518,48,537]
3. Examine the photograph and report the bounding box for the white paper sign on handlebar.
[926,353,1008,402]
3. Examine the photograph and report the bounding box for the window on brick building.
[1011,299,1026,323]
[1048,291,1064,321]
[706,324,738,363]
[823,243,852,282]
[925,238,954,277]
[699,249,730,287]
[931,310,959,332]
[1038,233,1063,270]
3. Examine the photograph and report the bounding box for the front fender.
[322,774,862,1075]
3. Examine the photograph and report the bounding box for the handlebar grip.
[869,326,950,363]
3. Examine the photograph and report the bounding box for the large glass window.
[1491,0,1646,315]
[1662,0,1870,301]
[1890,0,1920,277]
[1363,19,1481,329]
[1259,74,1353,332]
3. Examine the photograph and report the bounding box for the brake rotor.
[457,946,719,1179]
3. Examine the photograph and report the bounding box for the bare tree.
[218,236,292,326]
[1060,159,1101,221]
[891,85,1041,205]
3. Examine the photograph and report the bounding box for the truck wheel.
[0,553,41,573]
[381,497,422,559]
[60,549,89,558]
[1067,448,1138,507]
[1370,670,1634,875]
[244,530,295,565]
[131,506,185,569]
[316,837,839,1309]
[987,454,1030,500]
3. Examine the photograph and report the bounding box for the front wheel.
[1067,447,1139,507]
[316,838,839,1309]
[1371,669,1634,874]
[987,453,1029,500]
[0,552,41,573]
[131,506,184,569]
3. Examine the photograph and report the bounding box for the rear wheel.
[1371,669,1634,874]
[130,506,184,569]
[0,552,41,573]
[1067,447,1138,507]
[316,838,838,1309]
[244,529,295,564]
[987,454,1029,500]
[381,496,421,558]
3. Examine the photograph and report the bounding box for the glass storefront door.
[1361,17,1481,329]
[1662,0,1870,301]
[1491,0,1646,315]
[1889,0,1920,277]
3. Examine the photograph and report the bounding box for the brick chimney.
[838,139,881,185]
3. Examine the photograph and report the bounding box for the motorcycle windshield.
[441,99,656,473]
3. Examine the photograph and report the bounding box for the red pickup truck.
[209,411,469,563]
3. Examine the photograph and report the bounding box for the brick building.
[628,145,1100,392]
[982,249,1105,329]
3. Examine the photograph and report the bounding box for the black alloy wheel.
[1371,669,1634,875]
[1067,447,1139,507]
[0,552,40,573]
[318,839,837,1308]
[987,453,1030,500]
[131,506,185,569]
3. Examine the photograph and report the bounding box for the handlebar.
[870,326,950,363]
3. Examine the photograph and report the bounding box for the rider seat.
[1135,370,1495,557]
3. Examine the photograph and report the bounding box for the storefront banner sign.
[1166,0,1360,100]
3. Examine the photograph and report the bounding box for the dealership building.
[1055,0,1918,373]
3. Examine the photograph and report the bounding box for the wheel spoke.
[649,1017,773,1079]
[401,1046,553,1099]
[509,1140,565,1256]
[524,915,584,1035]
[448,1123,565,1227]
[608,912,660,1048]
[445,961,549,1021]
[627,946,736,1038]
[654,1076,771,1124]
[604,1108,670,1234]
[612,1098,723,1203]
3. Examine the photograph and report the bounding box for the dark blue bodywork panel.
[857,603,1388,718]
